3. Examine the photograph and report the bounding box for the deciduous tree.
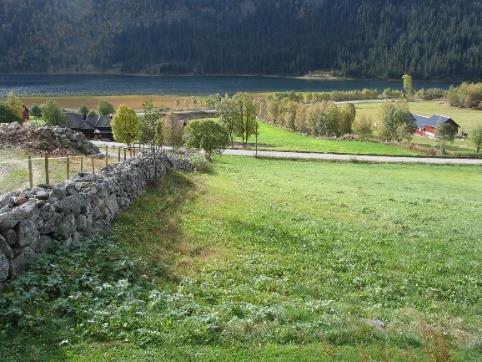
[111,105,139,149]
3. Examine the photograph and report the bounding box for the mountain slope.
[0,0,480,79]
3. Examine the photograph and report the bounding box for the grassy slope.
[1,157,481,360]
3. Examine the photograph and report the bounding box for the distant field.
[3,95,198,111]
[356,100,482,131]
[2,157,481,360]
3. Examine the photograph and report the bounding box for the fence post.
[124,148,127,161]
[80,157,84,172]
[66,156,70,179]
[91,156,95,174]
[44,154,50,185]
[105,145,109,167]
[118,148,121,162]
[28,156,33,189]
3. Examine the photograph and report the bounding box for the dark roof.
[412,114,460,129]
[65,113,112,130]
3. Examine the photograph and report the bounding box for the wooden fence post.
[105,145,109,167]
[66,156,70,179]
[44,154,50,185]
[117,148,121,162]
[28,156,33,189]
[124,148,127,161]
[80,157,84,172]
[91,156,95,174]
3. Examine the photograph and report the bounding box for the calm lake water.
[0,74,457,97]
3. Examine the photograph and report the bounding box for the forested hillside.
[1,0,481,80]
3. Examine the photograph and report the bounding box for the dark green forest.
[0,0,480,80]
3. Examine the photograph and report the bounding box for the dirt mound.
[0,123,99,155]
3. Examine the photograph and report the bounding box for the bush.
[97,100,115,116]
[0,104,22,124]
[41,100,65,126]
[352,115,373,137]
[4,91,23,119]
[448,83,482,109]
[183,119,229,160]
[188,152,214,173]
[30,104,42,118]
[88,110,98,117]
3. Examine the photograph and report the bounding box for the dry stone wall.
[0,152,192,284]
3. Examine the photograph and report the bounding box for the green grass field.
[242,122,418,156]
[1,156,481,360]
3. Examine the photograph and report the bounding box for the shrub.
[88,110,98,117]
[352,115,373,137]
[188,152,214,173]
[0,104,22,124]
[30,104,42,118]
[97,100,115,116]
[469,126,482,154]
[183,119,229,160]
[4,91,23,119]
[41,100,65,126]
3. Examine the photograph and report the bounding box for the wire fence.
[0,145,146,193]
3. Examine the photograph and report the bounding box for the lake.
[0,74,457,97]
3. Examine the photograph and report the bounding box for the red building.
[413,114,460,138]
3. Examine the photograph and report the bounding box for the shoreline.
[0,72,470,83]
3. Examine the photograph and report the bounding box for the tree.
[111,105,139,149]
[233,93,257,146]
[79,104,89,116]
[183,119,229,160]
[217,95,238,146]
[402,74,413,97]
[138,101,163,149]
[42,100,65,126]
[0,105,22,124]
[469,127,482,154]
[88,110,98,117]
[436,121,456,155]
[4,91,23,119]
[97,100,115,116]
[375,101,415,141]
[30,104,42,118]
[139,101,164,177]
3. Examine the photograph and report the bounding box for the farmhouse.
[64,110,218,140]
[413,114,460,138]
[65,113,114,140]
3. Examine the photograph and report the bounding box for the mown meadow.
[0,156,481,360]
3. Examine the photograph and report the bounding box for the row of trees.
[257,95,419,143]
[448,83,482,109]
[258,96,357,137]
